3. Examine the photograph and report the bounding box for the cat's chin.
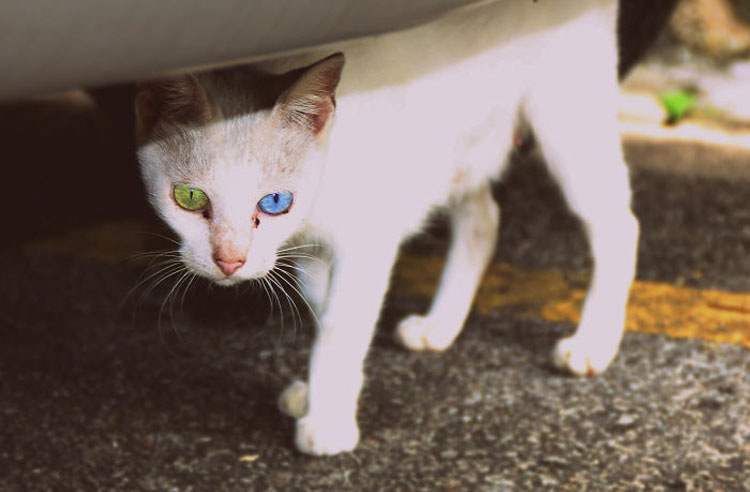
[213,276,245,287]
[210,269,272,287]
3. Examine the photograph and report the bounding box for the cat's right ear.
[274,53,345,137]
[134,74,212,143]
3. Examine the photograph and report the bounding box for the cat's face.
[135,54,344,285]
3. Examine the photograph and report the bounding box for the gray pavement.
[2,264,749,490]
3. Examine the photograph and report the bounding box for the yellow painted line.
[392,253,750,349]
[26,224,750,349]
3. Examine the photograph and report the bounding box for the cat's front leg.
[288,241,400,456]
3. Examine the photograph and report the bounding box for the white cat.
[135,0,639,456]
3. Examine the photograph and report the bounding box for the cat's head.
[135,54,344,285]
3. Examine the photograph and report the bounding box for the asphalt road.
[1,90,749,491]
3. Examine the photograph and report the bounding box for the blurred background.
[621,0,750,147]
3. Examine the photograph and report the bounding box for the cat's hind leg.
[548,170,639,376]
[396,184,499,352]
[525,39,640,375]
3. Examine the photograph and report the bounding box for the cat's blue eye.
[257,191,293,215]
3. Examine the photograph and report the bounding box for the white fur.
[138,0,639,456]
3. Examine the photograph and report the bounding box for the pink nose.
[214,256,245,276]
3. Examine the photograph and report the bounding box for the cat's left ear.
[134,74,212,143]
[275,53,345,136]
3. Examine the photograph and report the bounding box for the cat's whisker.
[135,262,187,347]
[114,257,182,333]
[127,249,182,261]
[276,253,327,266]
[153,268,190,359]
[267,270,302,334]
[158,267,193,347]
[137,254,183,275]
[259,275,289,345]
[277,251,322,259]
[277,243,320,254]
[136,256,184,284]
[261,273,285,331]
[256,276,274,318]
[273,266,321,330]
[164,268,191,317]
[138,263,189,316]
[275,260,321,281]
[142,231,181,246]
[178,272,198,313]
[150,264,188,306]
[265,271,292,334]
[124,253,182,269]
[135,254,182,274]
[271,269,304,333]
[118,258,184,316]
[137,261,184,296]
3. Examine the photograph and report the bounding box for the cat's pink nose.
[214,256,245,276]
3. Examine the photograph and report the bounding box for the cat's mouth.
[206,263,274,287]
[181,249,277,287]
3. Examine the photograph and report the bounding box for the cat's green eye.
[174,184,209,211]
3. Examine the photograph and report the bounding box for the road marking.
[392,253,750,348]
[25,225,750,349]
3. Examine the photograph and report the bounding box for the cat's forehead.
[158,115,306,186]
[214,115,311,178]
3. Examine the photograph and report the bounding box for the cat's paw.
[295,414,359,456]
[278,380,308,419]
[395,314,456,352]
[552,334,619,376]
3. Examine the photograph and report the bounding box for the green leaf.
[660,90,697,125]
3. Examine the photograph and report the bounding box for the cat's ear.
[134,74,212,142]
[275,53,345,136]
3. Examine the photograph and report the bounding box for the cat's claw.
[552,334,618,376]
[395,314,456,352]
[278,380,308,419]
[295,414,359,456]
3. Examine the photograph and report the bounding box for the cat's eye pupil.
[273,193,279,203]
[190,189,194,200]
